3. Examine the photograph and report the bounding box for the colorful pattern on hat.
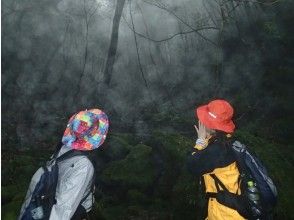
[62,109,109,151]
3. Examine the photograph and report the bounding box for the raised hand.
[194,120,207,140]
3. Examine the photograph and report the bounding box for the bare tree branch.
[142,0,218,46]
[122,15,218,43]
[202,0,219,27]
[129,0,148,87]
[244,0,282,5]
[221,0,282,6]
[136,2,178,110]
[89,2,100,18]
[1,4,35,18]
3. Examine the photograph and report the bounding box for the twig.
[245,0,282,5]
[142,0,218,46]
[202,0,218,27]
[129,0,148,87]
[136,2,178,111]
[122,15,218,43]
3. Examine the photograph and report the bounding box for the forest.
[2,0,294,219]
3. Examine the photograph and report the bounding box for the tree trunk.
[103,0,126,85]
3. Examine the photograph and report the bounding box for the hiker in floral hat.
[19,109,109,220]
[187,100,248,219]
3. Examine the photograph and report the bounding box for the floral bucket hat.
[62,109,109,151]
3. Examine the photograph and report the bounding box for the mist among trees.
[2,0,294,219]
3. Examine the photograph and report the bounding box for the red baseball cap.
[195,100,235,133]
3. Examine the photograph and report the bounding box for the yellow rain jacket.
[187,137,246,220]
[203,162,245,220]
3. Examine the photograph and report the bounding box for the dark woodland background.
[2,0,294,219]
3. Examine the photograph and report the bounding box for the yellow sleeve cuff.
[194,144,207,150]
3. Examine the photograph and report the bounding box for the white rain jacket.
[18,146,95,220]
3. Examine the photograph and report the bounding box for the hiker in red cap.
[187,100,248,219]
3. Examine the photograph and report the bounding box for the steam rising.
[2,0,277,147]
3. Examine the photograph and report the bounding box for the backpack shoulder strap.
[56,150,89,163]
[210,173,229,192]
[231,141,252,178]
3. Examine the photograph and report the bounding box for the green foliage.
[263,21,284,40]
[3,131,293,219]
[2,201,23,220]
[112,133,140,146]
[2,185,26,204]
[102,134,132,160]
[172,171,199,219]
[102,144,156,190]
[1,149,49,219]
[151,131,194,162]
[99,205,127,220]
[127,189,149,204]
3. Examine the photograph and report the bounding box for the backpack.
[211,141,277,219]
[20,149,95,220]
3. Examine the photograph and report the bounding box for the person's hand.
[194,120,207,140]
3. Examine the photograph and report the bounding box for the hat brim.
[196,105,235,133]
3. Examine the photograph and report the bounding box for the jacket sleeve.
[187,141,236,177]
[187,147,210,177]
[49,157,94,220]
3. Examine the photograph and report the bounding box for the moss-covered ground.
[2,130,293,219]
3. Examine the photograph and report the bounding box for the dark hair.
[52,141,64,157]
[56,141,63,151]
[214,131,233,148]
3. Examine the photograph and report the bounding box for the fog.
[2,0,286,147]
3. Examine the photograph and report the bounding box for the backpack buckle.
[232,141,246,153]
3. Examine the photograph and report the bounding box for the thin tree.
[103,0,126,85]
[75,0,99,98]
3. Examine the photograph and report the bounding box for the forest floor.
[2,130,294,219]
